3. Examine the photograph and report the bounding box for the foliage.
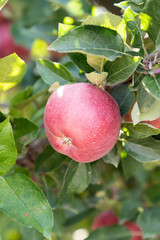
[1,0,160,239]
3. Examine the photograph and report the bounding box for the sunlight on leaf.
[0,53,27,91]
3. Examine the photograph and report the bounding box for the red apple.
[44,83,121,163]
[0,21,30,61]
[91,211,119,230]
[124,221,143,240]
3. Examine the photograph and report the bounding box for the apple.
[123,103,160,129]
[91,211,119,230]
[44,83,121,163]
[0,21,30,61]
[124,221,143,240]
[91,211,143,239]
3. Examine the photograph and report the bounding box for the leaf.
[87,55,105,73]
[123,7,144,48]
[0,0,8,10]
[50,0,91,17]
[13,118,39,152]
[137,82,155,113]
[146,185,160,203]
[103,145,120,168]
[68,53,94,73]
[85,225,131,240]
[122,154,142,179]
[143,0,160,44]
[115,1,143,13]
[0,118,17,175]
[59,161,91,199]
[65,208,94,227]
[111,85,135,117]
[0,173,54,239]
[0,53,27,91]
[9,79,48,118]
[131,100,160,124]
[142,75,160,100]
[82,12,127,41]
[58,23,75,37]
[105,55,141,85]
[120,199,141,222]
[48,25,125,62]
[122,122,160,138]
[36,59,75,86]
[35,145,69,173]
[125,137,160,162]
[137,207,160,238]
[86,72,108,86]
[0,112,6,123]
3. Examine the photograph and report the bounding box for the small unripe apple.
[44,83,121,163]
[124,221,143,240]
[0,21,30,61]
[91,211,119,230]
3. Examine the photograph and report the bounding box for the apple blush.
[44,83,121,163]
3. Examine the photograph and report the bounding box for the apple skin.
[124,221,143,240]
[0,21,30,61]
[91,211,119,230]
[44,83,121,163]
[124,104,160,129]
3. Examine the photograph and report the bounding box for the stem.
[131,73,134,87]
[153,50,158,65]
[142,41,151,60]
[124,42,134,51]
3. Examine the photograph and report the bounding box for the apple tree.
[0,0,160,239]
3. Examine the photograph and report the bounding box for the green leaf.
[19,226,44,240]
[0,112,6,123]
[132,100,160,124]
[137,207,160,238]
[142,75,160,100]
[65,208,94,227]
[120,199,141,222]
[59,23,75,37]
[0,118,17,175]
[13,118,39,152]
[9,79,48,118]
[48,25,125,62]
[59,161,91,199]
[123,8,144,48]
[82,12,127,41]
[68,53,94,73]
[103,145,120,168]
[36,59,75,86]
[115,1,143,13]
[0,173,54,239]
[85,225,131,240]
[143,0,160,44]
[86,72,108,86]
[50,0,91,17]
[0,53,27,91]
[137,82,155,113]
[105,55,141,85]
[0,0,8,10]
[35,145,69,173]
[146,185,160,203]
[122,154,142,179]
[122,122,160,138]
[111,85,135,117]
[125,137,160,162]
[87,55,105,73]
